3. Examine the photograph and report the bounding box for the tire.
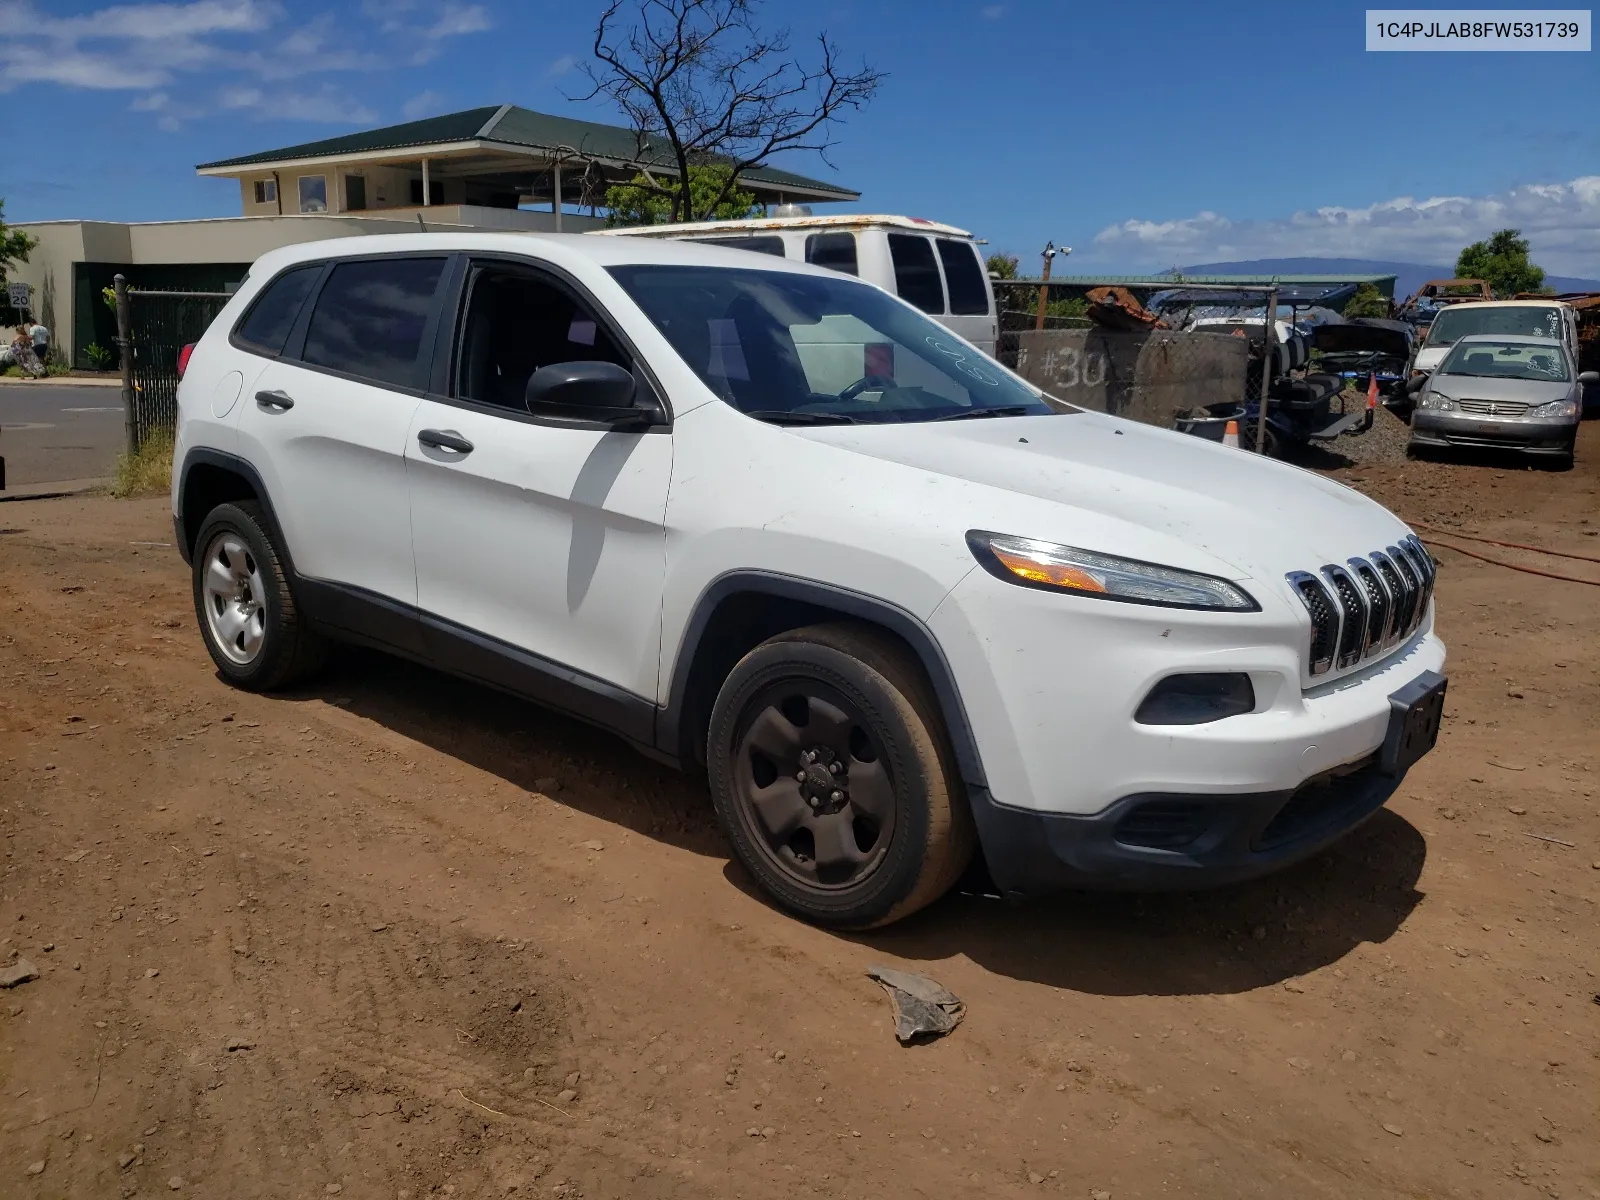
[706,622,975,929]
[191,500,326,691]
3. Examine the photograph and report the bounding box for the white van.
[1411,299,1580,379]
[592,214,999,354]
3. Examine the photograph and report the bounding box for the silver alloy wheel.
[200,530,268,666]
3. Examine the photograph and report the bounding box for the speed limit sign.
[6,281,28,310]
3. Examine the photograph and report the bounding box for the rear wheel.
[707,623,974,929]
[192,501,326,690]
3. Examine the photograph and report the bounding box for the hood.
[1414,344,1449,371]
[1314,323,1411,358]
[801,412,1410,582]
[1430,373,1573,403]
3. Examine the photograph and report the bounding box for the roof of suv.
[245,230,849,282]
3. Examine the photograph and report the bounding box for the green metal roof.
[195,104,859,199]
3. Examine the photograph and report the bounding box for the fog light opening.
[1135,673,1255,726]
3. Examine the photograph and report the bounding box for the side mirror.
[1578,370,1599,385]
[1406,373,1430,394]
[525,361,644,425]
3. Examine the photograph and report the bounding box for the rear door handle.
[255,389,294,411]
[417,428,474,455]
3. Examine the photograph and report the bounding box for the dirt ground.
[2,427,1597,1200]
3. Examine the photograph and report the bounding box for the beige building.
[9,103,858,367]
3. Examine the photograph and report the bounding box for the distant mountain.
[1182,257,1600,299]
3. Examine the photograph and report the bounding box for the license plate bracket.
[1381,670,1447,775]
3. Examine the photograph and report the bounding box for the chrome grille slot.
[1287,571,1338,676]
[1350,559,1391,649]
[1322,566,1367,669]
[1388,544,1421,634]
[1370,552,1408,646]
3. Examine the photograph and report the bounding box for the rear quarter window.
[936,239,989,315]
[300,257,447,389]
[805,232,858,276]
[233,264,322,355]
[888,234,945,314]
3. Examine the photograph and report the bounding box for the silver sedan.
[1408,334,1595,465]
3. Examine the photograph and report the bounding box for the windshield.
[608,264,1053,424]
[1438,340,1570,382]
[1426,305,1563,347]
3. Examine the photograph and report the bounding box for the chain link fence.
[114,277,232,452]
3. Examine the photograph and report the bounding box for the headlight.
[966,531,1258,611]
[1419,390,1457,411]
[1530,398,1577,419]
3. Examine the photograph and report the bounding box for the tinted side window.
[937,239,989,315]
[456,266,630,411]
[805,232,858,276]
[235,265,321,355]
[694,236,787,257]
[301,257,446,388]
[888,234,944,314]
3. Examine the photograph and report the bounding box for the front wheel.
[707,623,974,929]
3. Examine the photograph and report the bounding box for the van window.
[805,232,858,276]
[693,236,786,257]
[937,239,989,315]
[301,257,446,388]
[888,234,945,314]
[234,265,321,356]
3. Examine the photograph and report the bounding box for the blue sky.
[4,0,1599,273]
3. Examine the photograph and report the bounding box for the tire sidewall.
[708,639,936,928]
[191,503,288,687]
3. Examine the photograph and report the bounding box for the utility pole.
[1254,285,1278,455]
[114,274,136,455]
[1035,241,1071,331]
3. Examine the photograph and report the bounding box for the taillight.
[177,343,196,378]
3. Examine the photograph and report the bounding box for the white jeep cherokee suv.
[172,233,1447,929]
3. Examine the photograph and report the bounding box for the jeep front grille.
[1287,536,1434,677]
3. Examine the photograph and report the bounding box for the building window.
[409,178,444,206]
[252,179,277,205]
[298,175,328,214]
[345,174,367,211]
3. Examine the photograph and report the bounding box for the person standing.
[27,319,49,365]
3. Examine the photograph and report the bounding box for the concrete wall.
[1013,328,1250,427]
[12,210,609,365]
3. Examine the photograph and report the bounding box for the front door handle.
[255,389,294,411]
[417,428,474,454]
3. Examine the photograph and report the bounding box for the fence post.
[1254,285,1277,455]
[114,274,136,455]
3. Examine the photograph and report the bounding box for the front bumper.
[968,754,1402,894]
[1411,411,1576,454]
[930,565,1447,893]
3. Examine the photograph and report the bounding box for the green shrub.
[85,342,115,370]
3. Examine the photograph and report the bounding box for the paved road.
[0,383,124,488]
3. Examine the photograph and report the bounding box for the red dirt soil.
[2,428,1598,1199]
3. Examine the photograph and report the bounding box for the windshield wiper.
[741,410,862,426]
[930,405,1040,422]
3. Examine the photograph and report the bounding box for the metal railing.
[113,274,232,453]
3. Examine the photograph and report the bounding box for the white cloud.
[1089,175,1600,277]
[547,53,577,76]
[980,4,1005,18]
[223,83,375,124]
[0,0,487,129]
[427,3,490,38]
[402,88,446,119]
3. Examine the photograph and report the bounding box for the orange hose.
[1408,520,1600,566]
[1417,536,1600,588]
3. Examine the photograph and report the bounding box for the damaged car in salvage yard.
[1408,334,1594,465]
[169,232,1447,929]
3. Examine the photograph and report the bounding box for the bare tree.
[579,0,884,222]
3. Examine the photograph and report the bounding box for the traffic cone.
[1222,419,1240,448]
[1367,371,1379,411]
